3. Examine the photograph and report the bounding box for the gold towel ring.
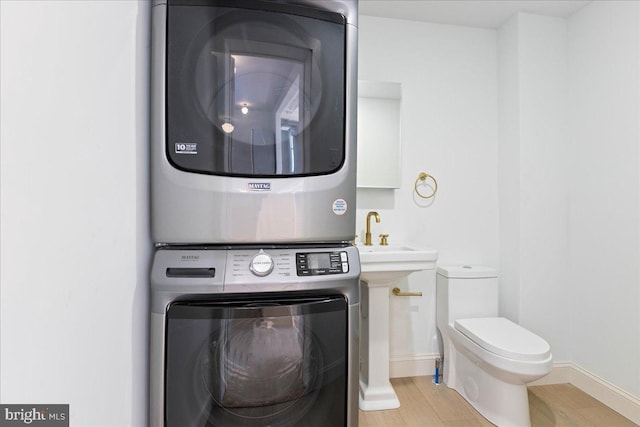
[414,172,438,199]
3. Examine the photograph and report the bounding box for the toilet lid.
[454,317,551,362]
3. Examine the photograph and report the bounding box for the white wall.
[357,16,499,363]
[497,12,573,362]
[517,13,572,363]
[565,0,639,396]
[0,1,150,426]
[497,15,522,324]
[497,2,640,398]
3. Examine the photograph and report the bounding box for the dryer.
[150,0,359,245]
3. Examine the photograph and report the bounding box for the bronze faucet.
[365,211,380,246]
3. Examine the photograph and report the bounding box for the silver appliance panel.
[150,245,360,313]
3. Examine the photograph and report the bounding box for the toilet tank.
[436,265,499,327]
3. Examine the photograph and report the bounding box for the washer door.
[165,295,348,427]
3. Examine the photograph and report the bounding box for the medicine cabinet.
[357,80,402,189]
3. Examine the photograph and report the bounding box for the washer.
[150,245,360,426]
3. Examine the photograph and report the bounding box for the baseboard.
[389,353,437,379]
[529,361,573,385]
[526,361,639,425]
[391,356,639,425]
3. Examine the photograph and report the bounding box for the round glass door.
[166,2,346,177]
[164,295,348,427]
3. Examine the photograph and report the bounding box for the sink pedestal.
[357,245,438,411]
[359,279,400,411]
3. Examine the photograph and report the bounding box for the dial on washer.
[249,250,274,277]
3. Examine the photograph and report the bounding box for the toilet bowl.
[436,265,552,427]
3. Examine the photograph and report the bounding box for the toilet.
[436,265,553,427]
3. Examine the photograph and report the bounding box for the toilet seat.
[454,317,551,362]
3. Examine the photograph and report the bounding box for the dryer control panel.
[296,251,349,276]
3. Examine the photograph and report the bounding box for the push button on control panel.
[249,250,274,277]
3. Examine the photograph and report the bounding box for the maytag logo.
[248,182,271,191]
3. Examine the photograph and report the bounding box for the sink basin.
[357,245,438,282]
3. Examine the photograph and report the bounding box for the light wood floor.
[358,377,638,426]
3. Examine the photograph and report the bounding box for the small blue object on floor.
[433,358,442,385]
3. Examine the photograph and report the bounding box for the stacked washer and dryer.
[148,1,360,426]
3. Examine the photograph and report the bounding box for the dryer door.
[166,1,346,177]
[164,295,348,427]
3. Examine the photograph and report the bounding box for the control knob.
[249,250,274,277]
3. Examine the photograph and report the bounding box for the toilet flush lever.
[392,287,423,297]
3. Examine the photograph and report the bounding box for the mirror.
[357,80,402,188]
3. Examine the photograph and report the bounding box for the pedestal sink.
[357,244,438,411]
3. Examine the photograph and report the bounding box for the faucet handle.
[379,234,389,246]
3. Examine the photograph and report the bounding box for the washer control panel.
[296,251,349,276]
[224,247,353,284]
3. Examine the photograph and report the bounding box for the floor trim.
[390,355,640,424]
[531,361,640,425]
[389,353,435,379]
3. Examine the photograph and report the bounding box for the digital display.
[296,252,345,276]
[307,253,331,270]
